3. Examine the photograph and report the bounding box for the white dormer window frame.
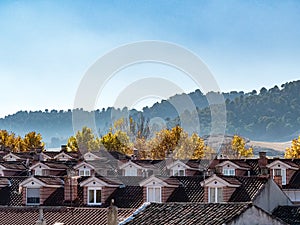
[79,169,91,176]
[87,187,102,205]
[146,186,161,203]
[272,167,287,185]
[223,168,235,176]
[26,188,40,205]
[208,187,223,203]
[172,169,185,176]
[124,165,138,176]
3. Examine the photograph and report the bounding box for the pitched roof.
[273,205,300,225]
[228,176,269,202]
[0,206,135,225]
[167,176,204,202]
[0,176,28,206]
[284,170,300,189]
[121,202,253,225]
[0,161,28,170]
[35,176,64,186]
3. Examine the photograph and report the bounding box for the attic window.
[223,169,235,176]
[147,187,161,203]
[27,188,40,205]
[208,187,223,203]
[88,187,101,205]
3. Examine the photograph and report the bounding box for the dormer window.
[147,187,161,202]
[273,168,286,185]
[223,168,235,176]
[209,187,223,203]
[173,169,185,176]
[27,188,40,205]
[124,166,137,176]
[79,169,91,176]
[88,187,102,205]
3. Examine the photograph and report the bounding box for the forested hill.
[0,80,300,146]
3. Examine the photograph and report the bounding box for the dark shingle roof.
[273,205,300,225]
[284,170,300,189]
[228,176,268,202]
[35,176,64,186]
[0,206,135,225]
[167,176,204,202]
[0,161,27,170]
[121,202,252,225]
[0,177,27,206]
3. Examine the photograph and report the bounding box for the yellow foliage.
[285,136,300,159]
[231,135,253,158]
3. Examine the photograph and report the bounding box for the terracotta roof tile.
[121,202,252,225]
[0,206,135,225]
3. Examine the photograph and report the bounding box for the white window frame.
[273,168,287,185]
[26,188,40,205]
[208,187,223,203]
[172,169,185,176]
[87,187,102,205]
[146,186,161,203]
[223,168,235,176]
[79,169,91,176]
[125,166,137,176]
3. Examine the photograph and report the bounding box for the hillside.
[0,80,300,146]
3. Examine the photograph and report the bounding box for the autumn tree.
[231,135,253,158]
[101,130,133,155]
[23,131,45,151]
[285,136,300,159]
[67,127,101,153]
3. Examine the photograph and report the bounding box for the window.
[79,169,91,176]
[173,169,185,176]
[223,169,235,176]
[147,187,161,202]
[273,168,286,185]
[88,188,102,205]
[27,188,40,205]
[125,166,137,176]
[208,187,223,203]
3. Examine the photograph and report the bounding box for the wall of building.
[253,179,292,213]
[228,206,286,225]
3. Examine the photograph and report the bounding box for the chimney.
[258,152,268,175]
[274,175,282,188]
[107,199,118,225]
[64,176,78,204]
[36,208,46,225]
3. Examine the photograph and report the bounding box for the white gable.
[30,162,49,170]
[20,177,45,188]
[267,160,298,170]
[79,177,119,187]
[201,174,240,188]
[139,175,178,187]
[119,161,143,170]
[84,152,101,161]
[166,160,188,170]
[74,161,94,170]
[3,153,20,161]
[54,152,73,161]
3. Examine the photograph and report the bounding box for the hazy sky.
[0,0,299,118]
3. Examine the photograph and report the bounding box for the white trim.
[3,153,20,161]
[273,168,287,185]
[146,186,161,203]
[172,169,186,176]
[200,174,240,188]
[83,152,101,161]
[79,176,119,187]
[87,187,102,205]
[139,175,178,188]
[54,152,73,160]
[26,187,40,205]
[223,168,235,176]
[267,160,298,170]
[216,160,249,170]
[74,161,95,170]
[208,187,223,203]
[119,161,143,170]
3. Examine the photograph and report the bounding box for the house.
[74,161,95,176]
[201,174,292,213]
[214,160,252,176]
[120,202,288,225]
[30,162,70,176]
[166,160,202,176]
[282,169,300,204]
[19,176,64,206]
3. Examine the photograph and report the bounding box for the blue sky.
[0,0,300,117]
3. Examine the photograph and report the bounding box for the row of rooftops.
[1,149,300,224]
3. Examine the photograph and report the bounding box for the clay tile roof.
[0,206,135,225]
[0,176,28,206]
[229,176,268,202]
[44,161,69,169]
[121,202,252,225]
[156,176,180,186]
[218,176,242,186]
[167,176,204,202]
[35,176,64,186]
[0,161,27,170]
[273,205,300,225]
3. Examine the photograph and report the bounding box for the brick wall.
[186,170,197,176]
[223,186,236,202]
[40,187,57,204]
[102,187,117,203]
[64,177,78,201]
[162,187,176,202]
[235,169,247,176]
